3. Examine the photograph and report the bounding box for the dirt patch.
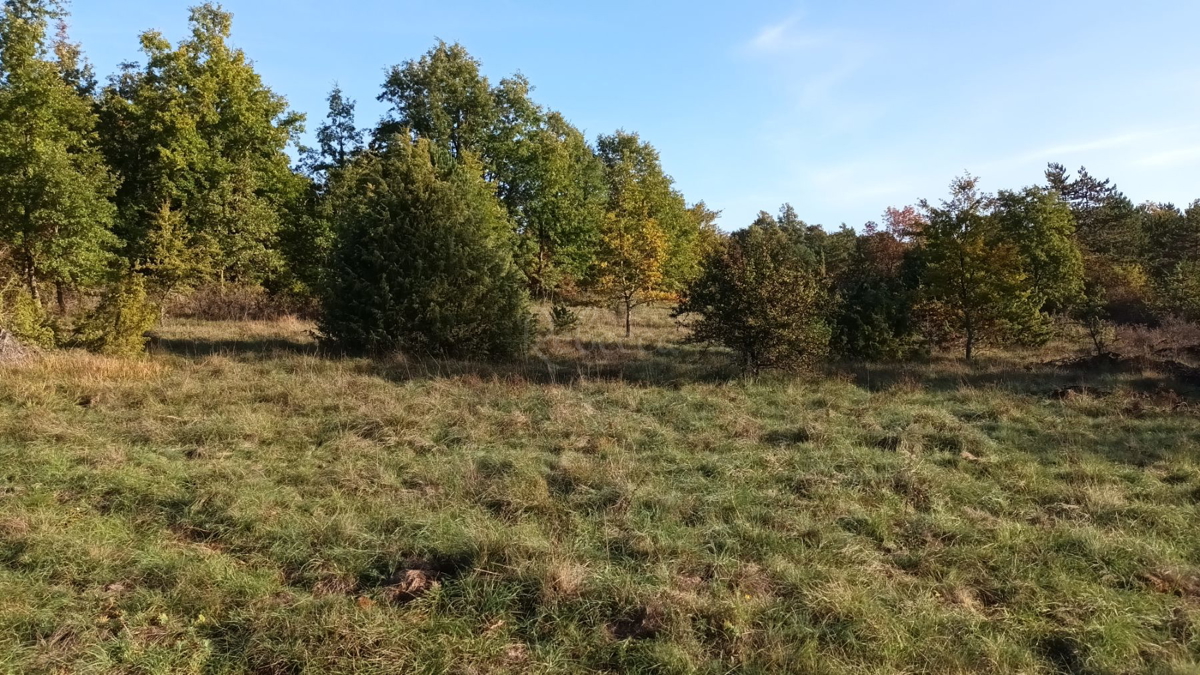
[607,605,664,641]
[1141,569,1200,598]
[370,556,472,604]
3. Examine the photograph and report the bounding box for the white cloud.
[745,15,833,55]
[1136,145,1200,168]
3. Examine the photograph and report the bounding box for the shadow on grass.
[839,356,1200,399]
[360,349,741,388]
[150,333,739,386]
[152,336,321,359]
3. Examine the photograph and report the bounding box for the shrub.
[0,285,56,349]
[675,223,830,374]
[549,304,579,334]
[320,137,533,359]
[165,284,314,321]
[73,275,159,357]
[1158,260,1200,323]
[830,231,921,360]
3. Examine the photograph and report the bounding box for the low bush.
[72,275,159,357]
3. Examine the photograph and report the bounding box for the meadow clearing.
[1,307,1199,674]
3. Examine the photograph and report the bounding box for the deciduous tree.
[0,0,115,305]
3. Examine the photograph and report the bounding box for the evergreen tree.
[1045,163,1143,260]
[0,0,115,305]
[308,84,362,179]
[320,136,532,358]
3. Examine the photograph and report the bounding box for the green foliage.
[1158,259,1200,322]
[1142,201,1200,285]
[0,282,55,347]
[597,131,700,293]
[380,43,608,296]
[378,41,497,159]
[831,229,920,360]
[0,0,116,300]
[72,273,159,356]
[549,303,580,334]
[96,3,304,289]
[320,136,533,359]
[993,186,1085,312]
[1046,163,1144,261]
[1073,282,1115,355]
[919,175,1041,359]
[504,112,607,296]
[677,223,831,373]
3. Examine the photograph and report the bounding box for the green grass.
[2,307,1199,673]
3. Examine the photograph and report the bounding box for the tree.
[311,85,362,177]
[688,201,724,262]
[993,187,1084,312]
[97,3,304,289]
[1045,163,1143,260]
[320,136,532,359]
[502,111,606,296]
[72,273,159,356]
[1142,201,1200,283]
[676,221,831,374]
[377,41,497,159]
[380,43,611,296]
[596,131,700,297]
[0,0,116,306]
[278,85,364,299]
[831,222,920,360]
[919,175,1037,360]
[594,185,670,338]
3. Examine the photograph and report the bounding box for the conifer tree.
[321,136,532,358]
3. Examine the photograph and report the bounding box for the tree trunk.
[25,267,39,304]
[624,297,632,338]
[55,281,67,315]
[964,328,975,361]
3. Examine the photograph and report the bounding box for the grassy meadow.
[1,307,1200,673]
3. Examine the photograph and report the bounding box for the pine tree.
[0,0,115,305]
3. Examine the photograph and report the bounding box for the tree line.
[0,1,1195,366]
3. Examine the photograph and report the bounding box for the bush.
[549,304,580,334]
[675,223,830,374]
[1158,260,1200,322]
[0,285,56,349]
[166,284,315,321]
[73,275,159,357]
[320,137,533,359]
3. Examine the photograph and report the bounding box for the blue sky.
[70,0,1200,230]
